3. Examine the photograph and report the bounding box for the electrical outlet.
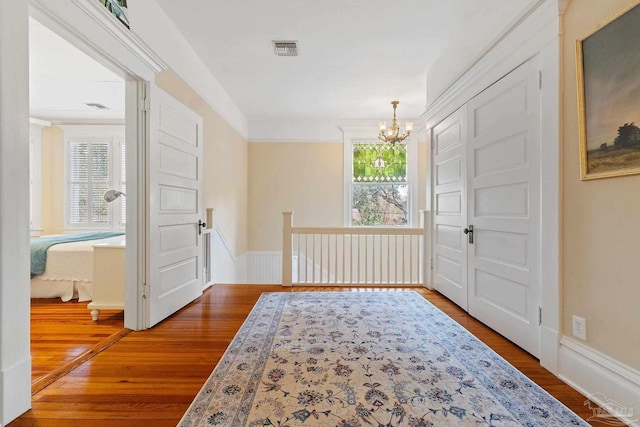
[572,315,587,340]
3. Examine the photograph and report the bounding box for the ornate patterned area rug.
[179,292,588,426]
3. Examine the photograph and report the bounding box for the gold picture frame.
[576,1,640,180]
[98,0,129,29]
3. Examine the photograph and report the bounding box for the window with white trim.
[29,122,44,236]
[343,128,417,227]
[64,126,125,230]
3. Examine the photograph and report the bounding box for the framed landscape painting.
[98,0,129,29]
[577,1,640,180]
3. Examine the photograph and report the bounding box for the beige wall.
[248,140,429,252]
[248,142,344,251]
[562,0,640,369]
[40,126,64,235]
[156,70,248,257]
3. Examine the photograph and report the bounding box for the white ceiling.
[27,1,533,126]
[29,18,125,123]
[154,0,532,123]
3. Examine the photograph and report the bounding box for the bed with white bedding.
[30,233,126,302]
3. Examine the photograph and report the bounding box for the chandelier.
[378,100,413,144]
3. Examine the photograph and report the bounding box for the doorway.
[28,15,128,389]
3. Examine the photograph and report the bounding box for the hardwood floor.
[30,298,127,394]
[12,285,616,426]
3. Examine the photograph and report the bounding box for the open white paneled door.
[146,83,204,328]
[431,57,541,357]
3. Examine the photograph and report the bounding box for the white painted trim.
[29,117,51,127]
[422,0,561,127]
[126,1,248,140]
[29,122,44,234]
[51,119,126,126]
[1,357,31,424]
[250,119,425,144]
[407,131,419,228]
[559,337,640,427]
[214,223,237,263]
[124,80,146,331]
[340,126,420,228]
[30,0,247,140]
[61,125,126,231]
[421,0,562,374]
[249,119,345,142]
[68,0,165,71]
[0,0,32,422]
[29,0,162,81]
[424,0,546,110]
[538,24,561,374]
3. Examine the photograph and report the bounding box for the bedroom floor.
[30,298,127,393]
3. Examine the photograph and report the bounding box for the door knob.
[463,225,474,244]
[198,220,207,235]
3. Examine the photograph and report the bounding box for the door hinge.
[142,282,148,299]
[537,306,542,326]
[538,70,542,90]
[430,140,435,150]
[430,257,434,270]
[139,97,150,112]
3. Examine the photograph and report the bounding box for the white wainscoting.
[209,225,246,285]
[246,251,282,284]
[559,337,640,427]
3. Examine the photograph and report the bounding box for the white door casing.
[432,107,468,310]
[147,84,204,328]
[466,58,541,357]
[430,57,541,357]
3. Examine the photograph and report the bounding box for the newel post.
[421,210,432,289]
[282,212,293,286]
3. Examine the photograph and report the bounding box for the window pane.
[91,184,109,223]
[91,143,110,182]
[69,143,88,182]
[68,184,89,224]
[351,184,408,226]
[353,141,406,183]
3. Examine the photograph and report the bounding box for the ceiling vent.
[85,102,109,110]
[273,41,298,57]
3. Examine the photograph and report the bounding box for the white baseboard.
[1,356,31,425]
[246,251,282,284]
[558,337,640,427]
[539,325,559,375]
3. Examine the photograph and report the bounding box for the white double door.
[432,57,541,357]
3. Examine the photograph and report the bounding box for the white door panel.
[467,58,540,357]
[430,58,541,357]
[148,84,203,328]
[432,107,467,310]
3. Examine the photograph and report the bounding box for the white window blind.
[64,126,125,231]
[68,141,110,226]
[120,140,126,225]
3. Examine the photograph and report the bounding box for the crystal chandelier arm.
[377,100,410,144]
